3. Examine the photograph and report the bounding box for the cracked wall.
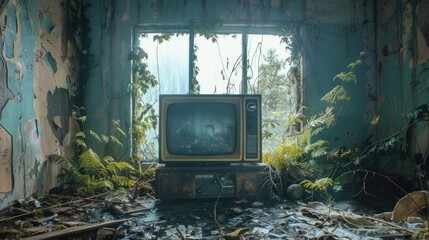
[0,0,78,208]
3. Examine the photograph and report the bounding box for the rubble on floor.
[0,191,427,239]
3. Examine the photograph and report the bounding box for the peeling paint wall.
[0,0,79,208]
[376,0,429,174]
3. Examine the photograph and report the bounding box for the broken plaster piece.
[0,125,13,193]
[0,51,15,119]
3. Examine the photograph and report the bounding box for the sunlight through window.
[136,32,295,159]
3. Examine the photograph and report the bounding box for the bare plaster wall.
[0,0,78,208]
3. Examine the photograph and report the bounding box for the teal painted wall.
[0,0,80,208]
[83,0,134,161]
[302,22,375,148]
[375,0,429,174]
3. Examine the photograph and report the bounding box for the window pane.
[138,33,190,160]
[247,34,291,93]
[247,34,294,152]
[195,35,242,94]
[136,33,295,158]
[140,33,189,97]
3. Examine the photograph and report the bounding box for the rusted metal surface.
[156,173,196,199]
[156,164,272,200]
[236,172,272,199]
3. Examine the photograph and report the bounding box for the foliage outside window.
[132,28,299,161]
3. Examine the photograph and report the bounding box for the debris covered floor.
[0,192,426,239]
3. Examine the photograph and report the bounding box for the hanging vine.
[190,43,201,94]
[129,34,159,162]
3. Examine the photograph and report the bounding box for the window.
[134,29,297,160]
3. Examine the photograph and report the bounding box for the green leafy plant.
[301,177,334,202]
[262,53,370,202]
[131,162,157,200]
[49,106,135,194]
[190,43,201,94]
[130,35,159,162]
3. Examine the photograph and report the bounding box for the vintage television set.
[159,94,262,164]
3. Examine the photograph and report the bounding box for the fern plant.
[301,177,334,202]
[262,53,369,202]
[49,107,136,194]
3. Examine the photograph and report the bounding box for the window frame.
[133,23,286,94]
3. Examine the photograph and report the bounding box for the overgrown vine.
[190,43,201,94]
[129,33,159,163]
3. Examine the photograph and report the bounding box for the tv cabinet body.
[155,163,272,200]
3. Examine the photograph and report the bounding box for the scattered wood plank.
[31,214,58,224]
[48,207,72,214]
[0,192,109,223]
[23,226,49,235]
[62,221,86,227]
[12,207,31,214]
[20,219,128,240]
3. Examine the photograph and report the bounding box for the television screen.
[166,102,237,155]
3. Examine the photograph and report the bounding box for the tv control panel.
[245,98,260,159]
